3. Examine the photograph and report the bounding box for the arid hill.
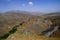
[0,11,60,40]
[0,10,35,37]
[43,12,60,38]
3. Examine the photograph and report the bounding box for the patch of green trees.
[0,22,25,40]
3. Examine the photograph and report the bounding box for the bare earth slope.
[0,11,35,37]
[0,11,60,40]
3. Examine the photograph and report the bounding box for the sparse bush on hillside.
[0,33,10,39]
[14,25,19,27]
[19,22,25,25]
[0,27,17,39]
[46,15,60,38]
[46,16,60,26]
[9,27,17,34]
[0,21,25,40]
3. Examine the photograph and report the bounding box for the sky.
[0,0,60,13]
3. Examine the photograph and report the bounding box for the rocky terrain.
[0,11,60,40]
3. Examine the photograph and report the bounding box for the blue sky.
[0,0,60,13]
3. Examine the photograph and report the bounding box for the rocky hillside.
[0,11,35,37]
[0,11,60,40]
[5,16,53,40]
[43,13,60,38]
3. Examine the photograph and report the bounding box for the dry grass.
[6,34,60,40]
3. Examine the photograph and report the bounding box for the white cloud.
[28,2,33,5]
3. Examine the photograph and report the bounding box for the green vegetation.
[9,28,17,34]
[0,33,10,39]
[0,22,25,40]
[19,22,25,25]
[46,15,60,26]
[46,15,60,38]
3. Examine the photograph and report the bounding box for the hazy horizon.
[0,0,60,13]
